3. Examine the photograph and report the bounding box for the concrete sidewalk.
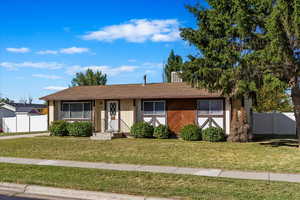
[0,182,172,200]
[0,133,49,140]
[0,156,299,183]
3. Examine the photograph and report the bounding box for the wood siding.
[167,99,197,135]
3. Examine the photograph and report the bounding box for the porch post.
[100,100,106,132]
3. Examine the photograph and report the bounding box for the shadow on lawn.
[253,134,298,147]
[259,139,299,148]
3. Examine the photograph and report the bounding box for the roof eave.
[41,95,223,101]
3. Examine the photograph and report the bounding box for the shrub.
[67,121,93,137]
[49,120,68,136]
[130,122,154,138]
[202,127,225,142]
[180,124,201,141]
[153,125,170,139]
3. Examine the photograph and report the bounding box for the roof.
[0,102,16,112]
[11,103,47,109]
[15,107,38,113]
[40,82,222,101]
[0,103,46,113]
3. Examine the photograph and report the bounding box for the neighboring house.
[0,103,47,130]
[40,80,252,137]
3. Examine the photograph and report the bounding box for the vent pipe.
[143,75,147,86]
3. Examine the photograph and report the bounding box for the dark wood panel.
[167,99,196,135]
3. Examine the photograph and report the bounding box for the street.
[0,190,78,200]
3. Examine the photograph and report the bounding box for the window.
[198,99,223,115]
[143,101,165,115]
[61,102,91,119]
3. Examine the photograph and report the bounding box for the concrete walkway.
[0,157,299,183]
[0,182,172,200]
[0,133,49,140]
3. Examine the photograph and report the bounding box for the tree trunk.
[227,97,252,142]
[291,86,300,148]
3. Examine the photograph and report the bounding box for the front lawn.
[0,137,299,173]
[0,163,299,200]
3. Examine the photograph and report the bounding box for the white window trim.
[143,100,166,116]
[197,99,224,116]
[61,102,92,120]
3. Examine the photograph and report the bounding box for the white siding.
[212,117,224,128]
[143,117,152,124]
[198,117,209,129]
[156,117,166,125]
[198,117,209,128]
[225,98,231,135]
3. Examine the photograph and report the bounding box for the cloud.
[36,47,89,55]
[43,86,67,91]
[142,62,163,68]
[128,59,137,62]
[0,62,64,70]
[36,50,58,55]
[82,19,180,43]
[67,65,137,76]
[6,47,30,53]
[32,74,62,80]
[60,47,89,54]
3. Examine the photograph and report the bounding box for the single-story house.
[0,102,47,130]
[40,81,252,137]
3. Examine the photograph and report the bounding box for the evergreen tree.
[180,0,300,144]
[163,50,183,82]
[254,75,293,112]
[180,0,272,142]
[71,69,107,86]
[260,0,300,146]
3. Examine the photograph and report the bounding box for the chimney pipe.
[143,75,147,86]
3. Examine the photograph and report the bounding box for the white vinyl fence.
[2,114,48,133]
[253,112,296,135]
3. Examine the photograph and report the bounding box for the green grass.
[0,131,47,137]
[0,163,299,200]
[0,137,299,173]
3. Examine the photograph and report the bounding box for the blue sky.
[0,0,205,103]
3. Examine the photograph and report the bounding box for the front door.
[106,100,119,132]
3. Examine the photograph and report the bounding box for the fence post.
[29,115,31,133]
[272,112,275,135]
[15,115,17,133]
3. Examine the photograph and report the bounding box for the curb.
[0,182,174,200]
